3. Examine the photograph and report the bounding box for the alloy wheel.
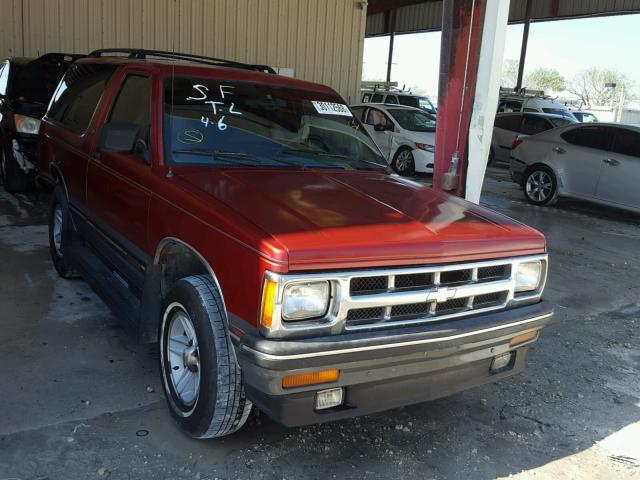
[53,205,63,255]
[526,170,553,202]
[395,150,413,173]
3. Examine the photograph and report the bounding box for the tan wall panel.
[0,0,365,100]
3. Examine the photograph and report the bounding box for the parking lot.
[1,169,638,480]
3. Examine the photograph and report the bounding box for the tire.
[523,166,558,206]
[49,183,78,278]
[160,275,252,438]
[1,138,35,193]
[488,146,496,166]
[392,148,415,176]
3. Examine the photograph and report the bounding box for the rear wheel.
[1,138,35,192]
[392,148,415,176]
[160,275,252,438]
[523,166,557,206]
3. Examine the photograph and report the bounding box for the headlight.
[282,281,330,321]
[415,143,435,152]
[14,114,41,135]
[515,261,542,292]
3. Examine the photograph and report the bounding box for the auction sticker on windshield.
[311,101,352,117]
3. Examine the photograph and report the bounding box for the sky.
[362,13,640,99]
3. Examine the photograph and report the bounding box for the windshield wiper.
[172,149,263,167]
[283,148,389,172]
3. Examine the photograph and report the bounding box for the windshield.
[388,109,436,132]
[548,116,576,128]
[163,77,387,171]
[542,108,575,120]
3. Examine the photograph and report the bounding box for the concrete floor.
[1,168,639,480]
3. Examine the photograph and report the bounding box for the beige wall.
[0,0,366,101]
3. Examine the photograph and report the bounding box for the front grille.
[343,259,522,331]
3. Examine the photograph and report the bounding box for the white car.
[498,95,576,121]
[360,91,437,115]
[510,122,640,213]
[351,103,436,175]
[491,112,576,164]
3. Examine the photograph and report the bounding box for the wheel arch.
[50,164,70,199]
[138,237,231,344]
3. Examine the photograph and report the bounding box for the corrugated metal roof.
[366,0,640,36]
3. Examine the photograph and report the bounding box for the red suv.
[37,49,552,439]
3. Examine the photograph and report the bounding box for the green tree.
[524,68,566,94]
[567,67,637,108]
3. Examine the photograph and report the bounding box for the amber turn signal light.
[282,370,340,389]
[510,330,538,347]
[260,279,278,328]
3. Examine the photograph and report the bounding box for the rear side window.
[398,96,419,108]
[362,94,371,103]
[561,126,613,151]
[48,63,116,133]
[385,95,398,104]
[611,128,640,158]
[494,114,522,132]
[521,115,551,135]
[371,93,383,102]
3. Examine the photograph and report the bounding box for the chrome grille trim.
[261,254,548,337]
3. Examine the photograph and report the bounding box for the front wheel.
[523,166,557,206]
[49,184,78,278]
[392,148,415,176]
[160,275,252,438]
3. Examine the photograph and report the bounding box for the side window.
[494,114,522,132]
[385,95,398,104]
[521,115,551,135]
[108,74,152,158]
[523,108,538,112]
[611,128,640,158]
[371,93,383,103]
[48,63,116,133]
[365,108,391,128]
[561,126,613,151]
[361,94,371,103]
[0,62,9,96]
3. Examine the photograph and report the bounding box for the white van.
[498,94,577,121]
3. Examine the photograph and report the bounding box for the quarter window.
[385,95,399,104]
[371,93,383,103]
[48,63,116,133]
[611,128,640,158]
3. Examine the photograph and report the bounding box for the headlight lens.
[14,114,41,135]
[282,281,330,321]
[415,142,435,152]
[515,261,542,292]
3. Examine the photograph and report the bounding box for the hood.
[401,129,436,146]
[177,169,545,270]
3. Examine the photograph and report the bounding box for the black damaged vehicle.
[0,53,83,192]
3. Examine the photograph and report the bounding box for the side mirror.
[98,123,139,153]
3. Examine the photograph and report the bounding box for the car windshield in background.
[542,108,575,120]
[388,108,436,132]
[548,117,576,128]
[163,77,387,171]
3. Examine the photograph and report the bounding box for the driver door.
[363,107,394,160]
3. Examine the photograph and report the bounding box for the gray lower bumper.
[236,302,553,426]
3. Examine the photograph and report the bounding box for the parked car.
[510,123,640,212]
[361,90,437,115]
[351,103,436,175]
[491,112,577,164]
[39,48,552,439]
[498,94,576,121]
[571,111,599,123]
[0,53,81,191]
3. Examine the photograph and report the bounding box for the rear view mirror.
[98,123,139,153]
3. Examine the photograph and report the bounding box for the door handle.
[552,147,565,154]
[603,158,620,166]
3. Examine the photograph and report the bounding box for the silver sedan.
[509,123,640,213]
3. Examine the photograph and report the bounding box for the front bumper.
[235,301,553,426]
[412,148,434,173]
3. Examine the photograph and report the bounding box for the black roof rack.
[89,48,276,74]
